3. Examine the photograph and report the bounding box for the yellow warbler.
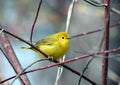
[22,32,70,60]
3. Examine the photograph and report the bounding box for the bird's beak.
[67,37,72,39]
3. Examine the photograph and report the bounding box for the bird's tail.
[21,46,31,49]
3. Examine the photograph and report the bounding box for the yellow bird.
[22,32,70,60]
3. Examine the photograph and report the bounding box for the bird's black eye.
[62,37,64,39]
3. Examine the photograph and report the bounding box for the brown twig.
[70,21,120,39]
[0,27,96,85]
[0,33,31,85]
[1,46,120,84]
[102,0,110,85]
[0,21,119,85]
[30,0,42,43]
[0,27,48,58]
[0,74,9,85]
[11,58,50,85]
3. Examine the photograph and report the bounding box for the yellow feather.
[22,32,70,60]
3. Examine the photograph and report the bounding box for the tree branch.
[0,33,31,85]
[102,0,110,85]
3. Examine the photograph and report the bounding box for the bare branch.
[0,33,31,85]
[1,46,120,85]
[30,0,42,43]
[70,21,120,39]
[0,27,96,85]
[102,0,110,85]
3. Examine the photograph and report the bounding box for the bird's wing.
[34,38,57,47]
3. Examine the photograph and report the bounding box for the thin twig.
[70,21,120,39]
[78,28,105,85]
[0,27,95,85]
[0,27,49,58]
[111,8,120,15]
[0,73,9,85]
[0,21,119,84]
[30,0,42,43]
[1,46,120,84]
[0,33,31,85]
[0,21,120,46]
[11,58,50,85]
[78,56,95,85]
[84,0,120,16]
[83,0,105,7]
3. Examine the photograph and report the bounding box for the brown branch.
[0,27,96,85]
[0,21,119,84]
[102,0,110,85]
[70,21,120,39]
[1,46,120,84]
[0,33,31,85]
[53,60,96,85]
[0,27,48,58]
[0,74,9,85]
[30,0,42,43]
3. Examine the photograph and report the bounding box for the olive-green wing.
[34,38,57,47]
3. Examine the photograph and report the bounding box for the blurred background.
[0,0,120,85]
